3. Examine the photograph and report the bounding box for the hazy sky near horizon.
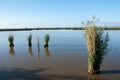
[0,0,120,28]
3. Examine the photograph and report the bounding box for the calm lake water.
[0,30,120,80]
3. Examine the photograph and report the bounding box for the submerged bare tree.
[83,17,109,74]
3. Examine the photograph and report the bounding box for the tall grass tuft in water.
[27,33,32,46]
[8,34,14,47]
[44,34,50,47]
[83,17,109,74]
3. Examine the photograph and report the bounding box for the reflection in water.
[88,74,101,80]
[88,74,95,80]
[37,37,40,51]
[38,49,40,64]
[100,70,120,74]
[9,46,15,57]
[38,43,40,64]
[28,46,33,56]
[44,47,50,58]
[37,37,40,64]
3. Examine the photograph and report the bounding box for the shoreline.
[0,27,120,31]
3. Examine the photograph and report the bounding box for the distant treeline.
[0,27,120,31]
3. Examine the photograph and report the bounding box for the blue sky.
[0,0,120,28]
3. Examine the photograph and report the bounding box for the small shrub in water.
[44,34,50,47]
[27,33,32,46]
[8,34,14,47]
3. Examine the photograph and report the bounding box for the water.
[0,30,120,80]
